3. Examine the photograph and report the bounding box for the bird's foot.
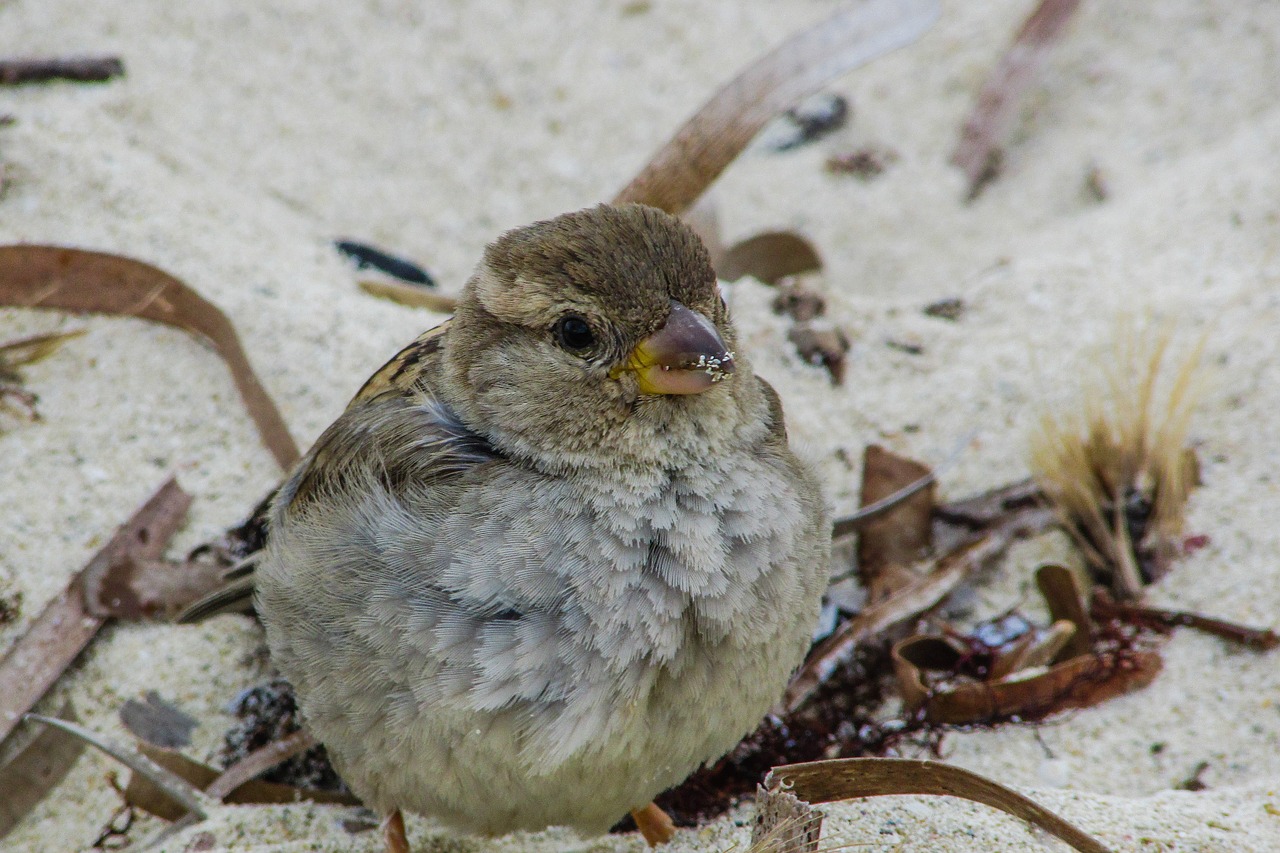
[382,808,410,853]
[630,802,676,846]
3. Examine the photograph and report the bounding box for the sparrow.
[244,203,829,850]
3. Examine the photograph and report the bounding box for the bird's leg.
[381,808,410,853]
[630,802,676,846]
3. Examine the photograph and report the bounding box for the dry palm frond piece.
[1029,319,1206,600]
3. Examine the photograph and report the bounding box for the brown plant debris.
[890,563,1164,727]
[0,590,21,626]
[125,743,357,821]
[1028,320,1206,600]
[1091,589,1279,651]
[950,0,1084,200]
[0,56,125,85]
[720,234,823,287]
[0,478,191,747]
[769,757,1111,853]
[0,702,84,841]
[788,323,849,385]
[824,145,898,180]
[0,245,300,470]
[613,0,938,214]
[770,275,826,322]
[358,279,458,314]
[855,445,936,603]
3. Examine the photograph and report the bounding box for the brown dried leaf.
[856,445,935,602]
[0,702,83,841]
[84,556,230,621]
[125,744,359,821]
[891,634,1162,725]
[358,279,458,314]
[1036,563,1094,661]
[24,714,208,819]
[951,0,1084,199]
[719,232,822,286]
[787,323,849,385]
[613,0,939,214]
[0,245,299,469]
[0,478,190,746]
[767,757,1112,853]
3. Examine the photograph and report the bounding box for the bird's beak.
[612,301,735,395]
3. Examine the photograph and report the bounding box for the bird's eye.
[553,314,596,353]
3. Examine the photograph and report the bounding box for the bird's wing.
[179,318,491,621]
[349,319,451,404]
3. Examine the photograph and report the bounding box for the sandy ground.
[3,0,1280,850]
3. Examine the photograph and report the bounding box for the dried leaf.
[0,478,190,746]
[613,0,939,214]
[1092,590,1280,651]
[125,744,359,820]
[782,505,1058,714]
[119,692,199,750]
[1036,563,1093,661]
[856,445,935,602]
[892,633,1162,725]
[0,245,299,469]
[719,232,822,286]
[23,714,208,819]
[84,556,231,621]
[950,0,1084,199]
[0,702,83,841]
[0,329,85,381]
[767,757,1112,853]
[358,279,458,314]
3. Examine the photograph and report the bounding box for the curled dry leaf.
[892,564,1163,725]
[613,0,939,214]
[950,0,1085,199]
[0,478,191,747]
[0,245,300,470]
[767,757,1112,853]
[1028,319,1206,600]
[719,233,822,286]
[124,743,358,822]
[855,445,935,603]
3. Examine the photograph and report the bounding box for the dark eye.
[553,314,596,353]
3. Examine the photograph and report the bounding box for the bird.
[220,203,829,851]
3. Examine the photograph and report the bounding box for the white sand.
[3,0,1279,850]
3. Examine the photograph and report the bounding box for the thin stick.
[0,479,190,745]
[204,729,317,800]
[950,0,1084,199]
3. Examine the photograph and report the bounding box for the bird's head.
[442,203,765,473]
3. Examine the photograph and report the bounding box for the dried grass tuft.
[1028,317,1206,599]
